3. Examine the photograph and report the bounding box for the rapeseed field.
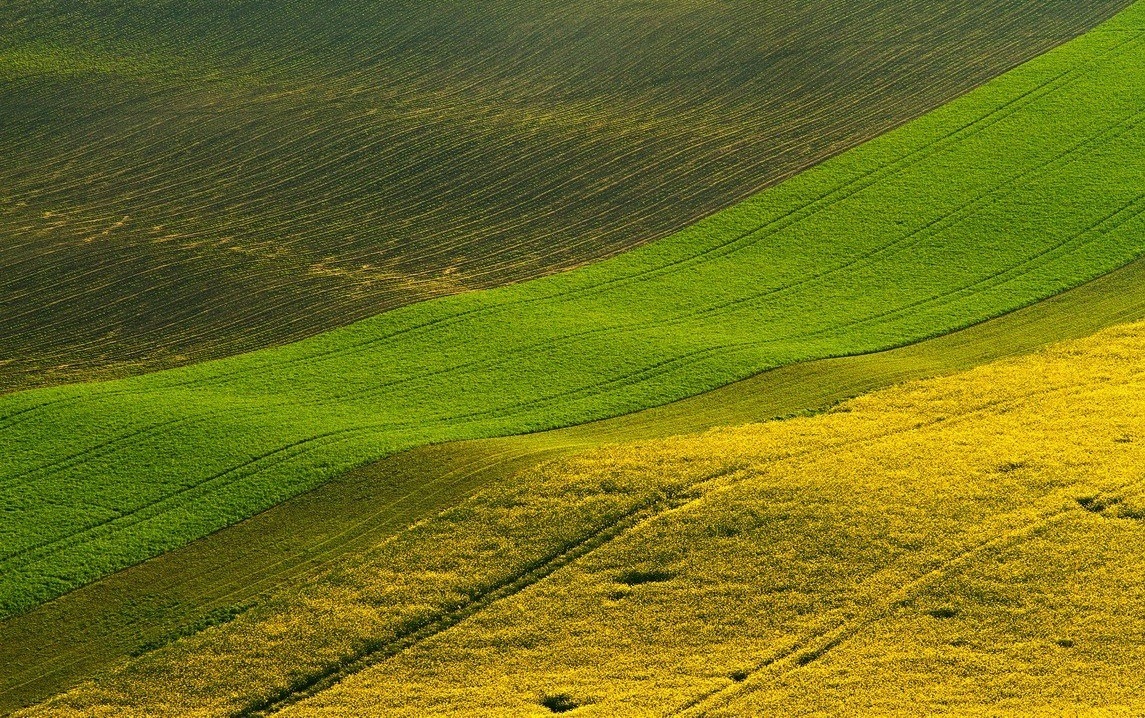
[22,319,1145,716]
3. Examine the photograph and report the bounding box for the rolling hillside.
[0,0,1131,392]
[19,304,1145,716]
[8,250,1145,712]
[2,2,1145,623]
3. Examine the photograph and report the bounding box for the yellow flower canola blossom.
[23,321,1145,716]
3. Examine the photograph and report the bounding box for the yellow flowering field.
[22,320,1145,716]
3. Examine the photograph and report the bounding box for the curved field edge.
[3,3,1145,618]
[17,309,1145,716]
[5,244,1145,714]
[0,0,1131,393]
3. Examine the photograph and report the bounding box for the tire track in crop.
[229,486,711,718]
[678,106,1145,326]
[0,427,384,575]
[232,374,1102,717]
[671,462,1145,718]
[0,415,209,492]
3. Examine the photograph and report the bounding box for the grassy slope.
[2,4,1145,618]
[3,0,1125,393]
[8,249,1145,714]
[20,313,1145,717]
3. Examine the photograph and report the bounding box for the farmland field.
[8,249,1145,713]
[18,309,1145,716]
[2,1,1145,624]
[0,0,1132,392]
[6,1,1145,715]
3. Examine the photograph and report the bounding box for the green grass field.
[2,2,1145,621]
[0,0,1130,392]
[19,313,1145,717]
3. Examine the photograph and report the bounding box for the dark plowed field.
[0,0,1129,391]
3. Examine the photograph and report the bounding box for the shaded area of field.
[6,248,1145,714]
[0,0,1131,392]
[16,305,1145,716]
[2,7,1145,621]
